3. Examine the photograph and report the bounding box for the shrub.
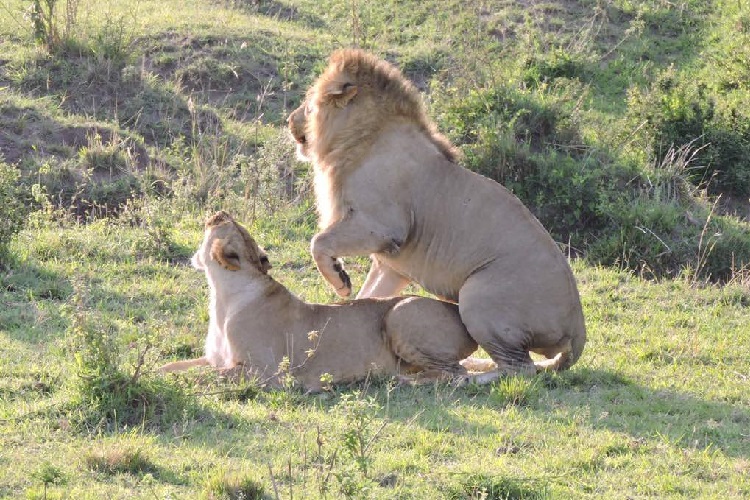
[522,48,586,88]
[625,68,750,196]
[433,77,750,281]
[588,195,750,282]
[435,82,615,246]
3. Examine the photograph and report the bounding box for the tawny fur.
[159,211,495,391]
[288,49,586,375]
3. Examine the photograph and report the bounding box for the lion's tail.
[533,332,585,372]
[158,356,210,373]
[534,350,568,372]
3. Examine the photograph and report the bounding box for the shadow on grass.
[384,367,749,460]
[536,367,749,459]
[151,364,748,461]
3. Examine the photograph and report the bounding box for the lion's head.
[288,49,460,167]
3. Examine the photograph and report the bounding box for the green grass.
[1,213,749,498]
[1,0,749,497]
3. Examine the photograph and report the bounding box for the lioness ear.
[325,82,358,108]
[210,239,241,271]
[259,254,273,273]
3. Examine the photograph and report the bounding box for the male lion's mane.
[308,49,460,226]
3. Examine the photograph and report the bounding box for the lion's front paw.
[332,258,352,297]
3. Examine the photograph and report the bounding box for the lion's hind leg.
[385,297,477,382]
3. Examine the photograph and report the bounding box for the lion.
[287,49,586,375]
[158,211,497,391]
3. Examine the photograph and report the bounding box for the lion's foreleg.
[311,215,406,298]
[357,257,411,299]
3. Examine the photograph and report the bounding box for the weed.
[334,391,387,480]
[26,0,71,52]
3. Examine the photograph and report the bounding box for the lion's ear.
[210,239,241,271]
[325,82,358,108]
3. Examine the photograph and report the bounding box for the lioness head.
[192,211,272,274]
[287,49,460,165]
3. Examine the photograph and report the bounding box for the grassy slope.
[0,0,749,498]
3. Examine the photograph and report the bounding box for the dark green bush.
[434,79,750,281]
[588,196,750,282]
[625,69,750,196]
[435,83,614,246]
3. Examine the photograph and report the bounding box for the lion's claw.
[332,258,352,297]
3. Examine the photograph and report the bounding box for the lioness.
[288,49,586,375]
[159,211,487,391]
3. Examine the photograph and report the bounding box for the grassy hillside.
[1,0,749,498]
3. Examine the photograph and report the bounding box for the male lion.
[159,211,490,391]
[288,49,586,375]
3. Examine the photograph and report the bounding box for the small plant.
[334,392,387,479]
[31,461,66,499]
[27,0,60,50]
[26,0,80,53]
